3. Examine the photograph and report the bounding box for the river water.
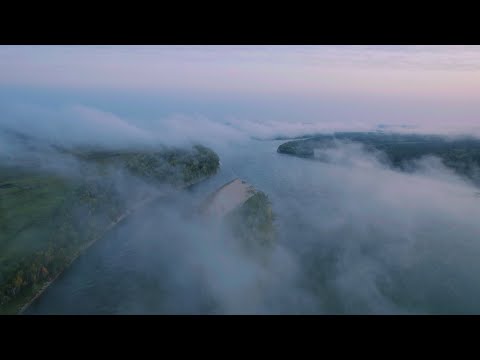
[25,139,480,314]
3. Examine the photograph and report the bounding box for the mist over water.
[4,46,480,314]
[24,138,480,314]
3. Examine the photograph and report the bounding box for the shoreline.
[17,193,165,315]
[200,178,257,218]
[17,173,218,315]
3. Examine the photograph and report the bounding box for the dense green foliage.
[124,145,219,187]
[74,144,220,188]
[0,143,220,314]
[0,170,125,314]
[278,132,480,180]
[225,192,276,254]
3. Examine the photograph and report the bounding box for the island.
[199,178,276,255]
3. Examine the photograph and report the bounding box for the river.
[25,139,480,314]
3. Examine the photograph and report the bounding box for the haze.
[3,45,480,314]
[2,46,480,140]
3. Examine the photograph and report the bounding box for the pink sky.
[1,45,480,100]
[1,46,480,137]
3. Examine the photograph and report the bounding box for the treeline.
[0,144,220,314]
[277,132,480,181]
[74,144,220,188]
[225,192,276,256]
[123,145,220,187]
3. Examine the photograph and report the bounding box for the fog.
[4,98,480,155]
[3,96,480,314]
[4,45,480,314]
[6,115,480,314]
[278,143,480,313]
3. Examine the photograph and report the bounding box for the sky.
[1,45,480,140]
[3,45,480,97]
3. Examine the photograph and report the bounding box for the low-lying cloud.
[3,101,480,158]
[4,99,480,314]
[24,137,480,314]
[272,141,480,313]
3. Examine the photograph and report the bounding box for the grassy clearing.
[0,144,220,314]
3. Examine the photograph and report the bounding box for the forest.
[225,191,276,256]
[0,134,220,314]
[277,132,480,181]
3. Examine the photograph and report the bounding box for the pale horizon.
[2,45,480,143]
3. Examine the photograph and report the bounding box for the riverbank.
[199,178,257,218]
[0,137,222,314]
[18,173,221,314]
[17,193,166,314]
